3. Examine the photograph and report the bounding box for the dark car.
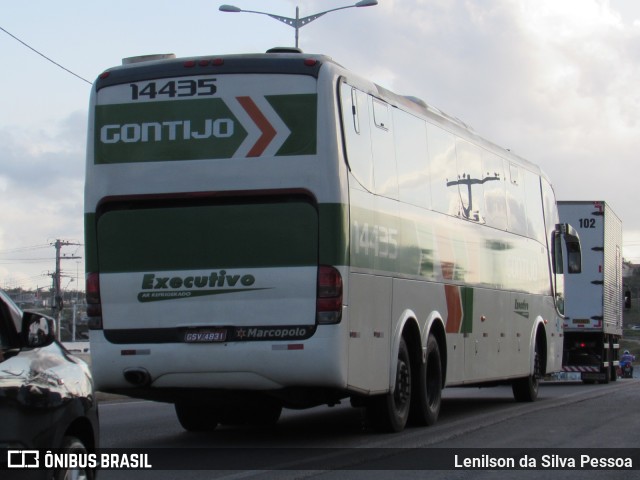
[0,289,99,479]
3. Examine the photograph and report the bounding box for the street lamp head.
[219,1,377,48]
[219,4,241,13]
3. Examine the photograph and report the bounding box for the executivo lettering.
[514,299,530,319]
[137,271,266,302]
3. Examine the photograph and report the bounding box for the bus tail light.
[316,266,343,324]
[86,272,103,329]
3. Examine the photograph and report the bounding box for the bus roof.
[95,51,332,92]
[94,49,549,183]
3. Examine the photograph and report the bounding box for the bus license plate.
[184,329,227,343]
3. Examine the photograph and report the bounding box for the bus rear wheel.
[410,333,442,426]
[367,337,412,432]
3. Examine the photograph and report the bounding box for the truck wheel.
[367,337,412,432]
[175,402,219,431]
[609,338,617,382]
[410,333,442,426]
[512,339,540,402]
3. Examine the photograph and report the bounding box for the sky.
[1,0,640,291]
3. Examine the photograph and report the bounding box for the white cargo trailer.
[558,201,623,383]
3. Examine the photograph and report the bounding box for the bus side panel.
[346,272,392,393]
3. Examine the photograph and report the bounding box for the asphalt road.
[96,378,640,480]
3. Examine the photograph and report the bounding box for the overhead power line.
[0,25,92,85]
[0,244,51,255]
[0,258,52,265]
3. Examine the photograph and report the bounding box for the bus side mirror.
[566,240,581,274]
[556,223,581,274]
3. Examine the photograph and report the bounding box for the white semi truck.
[558,201,623,383]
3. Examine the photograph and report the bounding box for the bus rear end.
[84,52,348,421]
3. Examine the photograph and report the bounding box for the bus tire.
[367,337,412,433]
[175,402,219,432]
[410,333,442,426]
[512,338,541,402]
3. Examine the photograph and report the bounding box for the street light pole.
[295,6,300,49]
[219,1,378,49]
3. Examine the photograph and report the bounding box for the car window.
[0,296,19,357]
[0,305,10,360]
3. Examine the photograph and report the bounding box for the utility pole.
[51,239,82,340]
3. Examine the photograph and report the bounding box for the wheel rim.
[532,343,541,390]
[395,358,411,408]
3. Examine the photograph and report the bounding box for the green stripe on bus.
[268,94,317,156]
[318,203,349,266]
[349,203,551,294]
[95,202,319,273]
[86,203,348,274]
[94,94,318,164]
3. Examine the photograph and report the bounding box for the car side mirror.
[22,312,56,348]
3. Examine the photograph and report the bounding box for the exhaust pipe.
[123,368,151,386]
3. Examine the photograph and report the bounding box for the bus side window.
[541,179,560,250]
[553,231,564,274]
[394,108,430,209]
[428,125,459,216]
[523,170,546,244]
[339,84,374,191]
[372,99,390,130]
[370,98,398,199]
[351,88,360,134]
[506,162,527,236]
[482,151,507,230]
[454,138,486,222]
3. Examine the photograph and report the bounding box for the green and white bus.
[85,49,581,432]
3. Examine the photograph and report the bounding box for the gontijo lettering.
[100,119,234,144]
